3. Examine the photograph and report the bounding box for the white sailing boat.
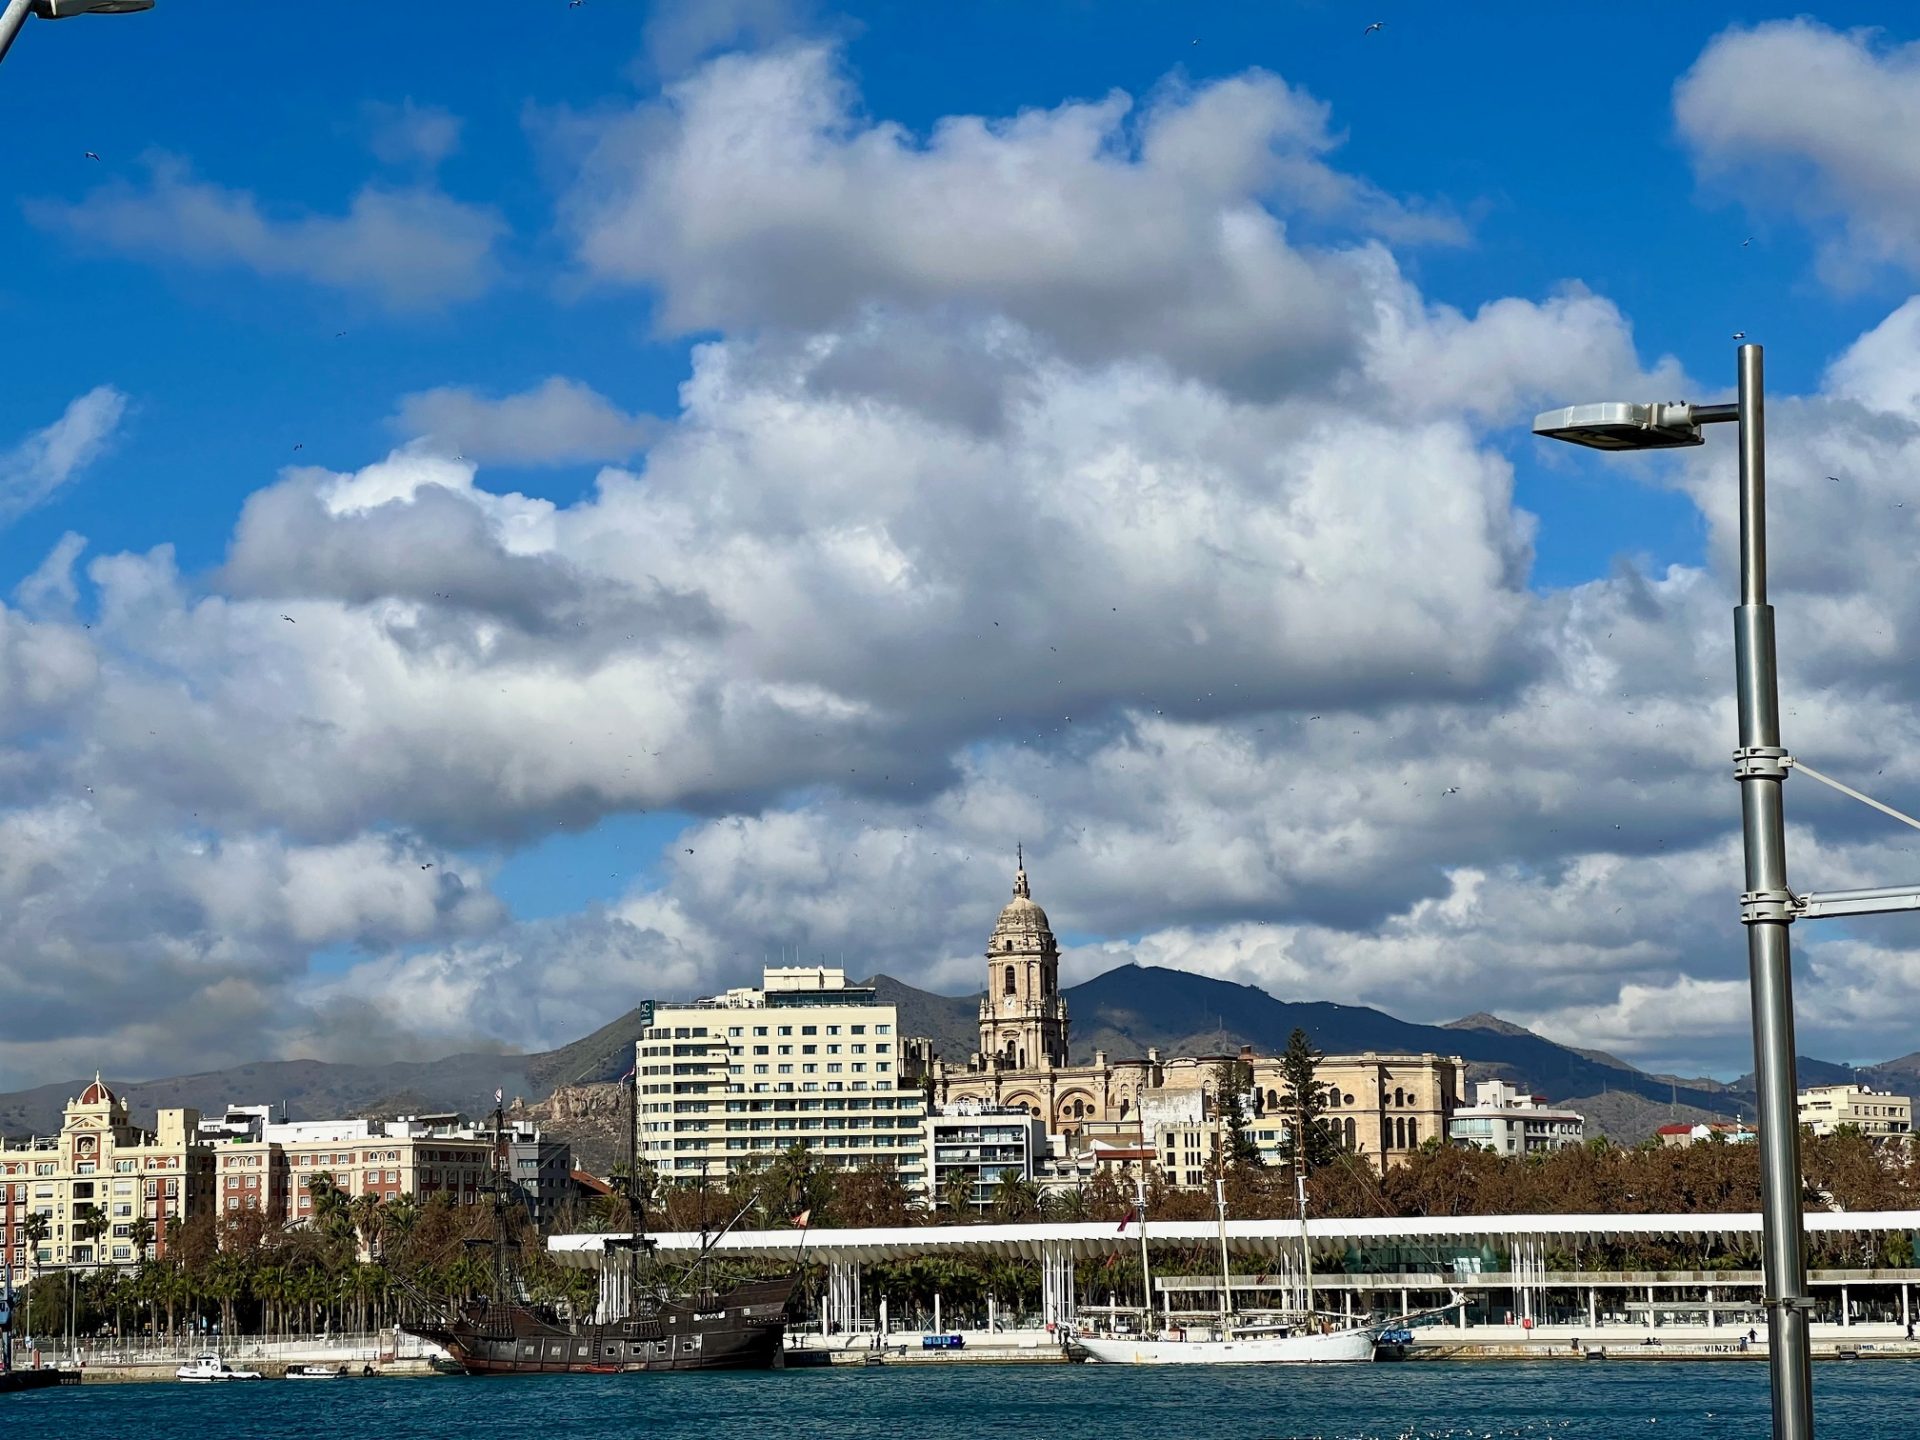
[1078,1172,1379,1365]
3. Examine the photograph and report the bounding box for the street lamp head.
[30,0,153,16]
[1528,401,1712,451]
[1532,401,1705,451]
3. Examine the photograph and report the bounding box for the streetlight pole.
[0,0,153,69]
[1534,343,1812,1440]
[1730,345,1814,1440]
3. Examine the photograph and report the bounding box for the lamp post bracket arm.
[1787,757,1920,836]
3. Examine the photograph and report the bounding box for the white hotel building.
[638,967,928,1190]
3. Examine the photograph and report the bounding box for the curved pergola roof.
[549,1210,1920,1268]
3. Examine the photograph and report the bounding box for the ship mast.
[492,1096,510,1308]
[627,1060,642,1313]
[1214,1177,1233,1332]
[1293,1086,1315,1319]
[1133,1171,1155,1333]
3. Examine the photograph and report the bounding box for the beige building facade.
[1798,1084,1913,1139]
[0,1078,213,1274]
[933,862,1467,1178]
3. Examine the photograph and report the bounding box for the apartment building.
[1446,1080,1586,1155]
[199,1109,562,1226]
[923,1104,1047,1209]
[0,1077,213,1273]
[1797,1084,1914,1139]
[638,967,927,1190]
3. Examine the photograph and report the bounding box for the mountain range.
[4,963,1911,1146]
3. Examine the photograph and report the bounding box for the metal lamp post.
[0,0,151,68]
[1535,344,1814,1440]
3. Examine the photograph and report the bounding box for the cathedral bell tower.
[977,848,1070,1070]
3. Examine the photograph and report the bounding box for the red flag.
[619,1066,636,1082]
[790,1208,812,1229]
[1116,1206,1137,1233]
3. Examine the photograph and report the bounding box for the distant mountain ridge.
[4,962,1900,1142]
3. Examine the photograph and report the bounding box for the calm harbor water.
[5,1361,1913,1439]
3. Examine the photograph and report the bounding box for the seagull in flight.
[1731,331,1746,339]
[292,443,304,451]
[1742,237,1752,247]
[1364,20,1385,34]
[280,614,295,623]
[1442,786,1460,795]
[83,150,101,161]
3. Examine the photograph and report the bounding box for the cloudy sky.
[4,2,1920,1089]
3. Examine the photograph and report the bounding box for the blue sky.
[7,2,1920,1087]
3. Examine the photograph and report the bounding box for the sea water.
[4,1361,1910,1439]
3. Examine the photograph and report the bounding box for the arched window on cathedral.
[1071,1098,1085,1119]
[1266,1088,1279,1112]
[1408,1118,1419,1148]
[1343,1117,1357,1150]
[1394,1087,1405,1107]
[1004,965,1016,996]
[1118,1098,1130,1120]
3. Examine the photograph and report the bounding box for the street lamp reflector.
[1532,401,1704,451]
[31,0,153,16]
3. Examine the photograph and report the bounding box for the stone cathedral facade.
[930,858,1465,1175]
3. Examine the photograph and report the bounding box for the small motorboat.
[284,1363,347,1380]
[176,1352,264,1382]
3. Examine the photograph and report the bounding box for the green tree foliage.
[1210,1057,1263,1169]
[1276,1028,1341,1172]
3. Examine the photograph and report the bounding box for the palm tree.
[21,1212,50,1288]
[940,1167,978,1216]
[348,1193,383,1264]
[304,1172,353,1241]
[73,1202,108,1256]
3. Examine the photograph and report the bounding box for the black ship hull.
[1,1370,79,1393]
[409,1275,795,1376]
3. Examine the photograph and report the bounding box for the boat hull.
[409,1275,794,1376]
[1,1369,79,1392]
[1077,1328,1376,1365]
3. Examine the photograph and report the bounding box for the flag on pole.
[1116,1206,1137,1234]
[619,1066,636,1082]
[790,1209,812,1229]
[494,1087,503,1104]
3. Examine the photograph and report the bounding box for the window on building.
[1004,965,1016,996]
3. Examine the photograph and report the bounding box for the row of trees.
[18,1185,598,1346]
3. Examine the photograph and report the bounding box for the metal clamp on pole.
[1763,1294,1818,1313]
[1741,888,1796,925]
[1733,745,1791,780]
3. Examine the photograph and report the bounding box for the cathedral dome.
[78,1072,115,1105]
[989,861,1055,951]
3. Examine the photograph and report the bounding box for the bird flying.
[1732,331,1746,339]
[280,615,295,623]
[83,151,101,161]
[1364,20,1385,34]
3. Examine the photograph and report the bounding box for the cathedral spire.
[1013,844,1030,899]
